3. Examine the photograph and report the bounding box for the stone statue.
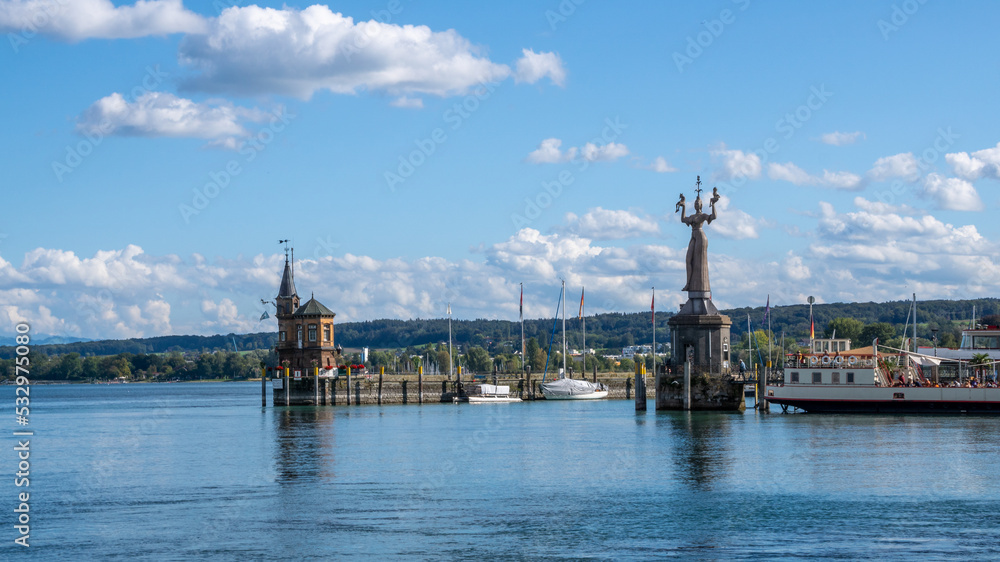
[676,177,718,293]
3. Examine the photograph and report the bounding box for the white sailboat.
[540,280,608,400]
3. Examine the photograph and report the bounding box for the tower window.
[324,325,331,342]
[308,324,317,342]
[280,331,286,342]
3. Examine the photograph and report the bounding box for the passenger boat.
[766,338,1000,414]
[456,384,522,403]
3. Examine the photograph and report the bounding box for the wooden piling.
[378,366,384,405]
[261,366,267,407]
[683,360,691,410]
[284,369,290,407]
[635,360,646,411]
[314,366,319,406]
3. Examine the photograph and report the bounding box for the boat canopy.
[539,378,603,397]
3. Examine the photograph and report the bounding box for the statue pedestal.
[658,294,744,411]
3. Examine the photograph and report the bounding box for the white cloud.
[708,196,767,240]
[389,96,423,109]
[946,142,1000,181]
[922,173,985,212]
[868,152,921,182]
[819,131,865,146]
[0,0,207,40]
[711,145,761,181]
[768,162,812,185]
[513,48,566,87]
[526,138,567,163]
[76,92,270,144]
[6,207,1000,340]
[178,5,512,99]
[820,170,864,190]
[579,142,628,162]
[782,252,811,281]
[768,162,863,190]
[647,156,677,173]
[559,208,660,240]
[526,138,628,164]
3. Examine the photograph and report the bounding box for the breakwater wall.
[269,374,660,406]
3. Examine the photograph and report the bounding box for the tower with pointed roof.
[274,249,338,374]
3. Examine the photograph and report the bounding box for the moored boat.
[456,383,522,403]
[540,377,608,400]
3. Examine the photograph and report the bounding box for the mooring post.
[683,360,691,410]
[261,365,267,407]
[378,366,384,405]
[285,368,290,407]
[314,366,319,406]
[346,366,352,406]
[418,365,423,404]
[635,359,646,411]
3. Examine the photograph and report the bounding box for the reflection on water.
[274,407,336,483]
[658,411,737,490]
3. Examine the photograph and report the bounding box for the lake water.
[4,382,1000,560]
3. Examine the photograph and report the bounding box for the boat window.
[812,372,822,384]
[790,372,799,383]
[832,372,840,384]
[847,372,854,383]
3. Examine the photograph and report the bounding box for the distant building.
[274,254,340,374]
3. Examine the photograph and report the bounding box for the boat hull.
[541,390,608,400]
[466,396,522,403]
[766,385,1000,414]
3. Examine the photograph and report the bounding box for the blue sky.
[2,0,1000,340]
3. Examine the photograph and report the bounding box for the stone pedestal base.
[655,372,746,411]
[660,301,741,411]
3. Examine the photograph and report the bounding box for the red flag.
[810,316,815,339]
[651,290,655,324]
[579,288,585,320]
[519,284,523,321]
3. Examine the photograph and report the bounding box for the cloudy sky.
[2,0,1000,340]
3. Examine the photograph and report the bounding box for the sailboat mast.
[913,293,917,354]
[562,279,567,377]
[581,286,585,375]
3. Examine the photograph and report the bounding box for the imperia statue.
[676,176,719,293]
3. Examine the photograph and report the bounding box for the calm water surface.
[3,382,1000,560]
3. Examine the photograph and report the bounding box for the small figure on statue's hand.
[675,193,686,213]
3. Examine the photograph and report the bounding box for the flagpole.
[448,302,454,381]
[651,287,655,383]
[520,283,525,380]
